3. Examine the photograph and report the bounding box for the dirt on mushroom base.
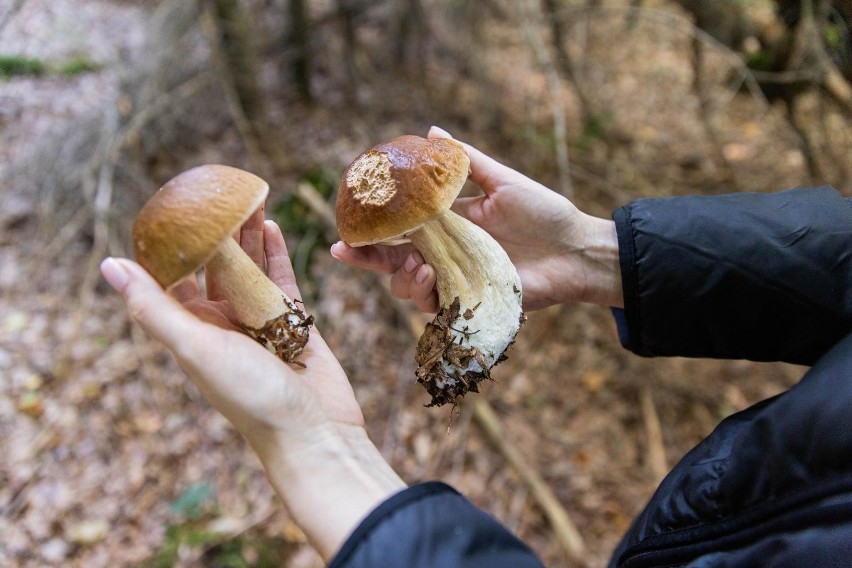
[415,297,525,407]
[245,296,313,365]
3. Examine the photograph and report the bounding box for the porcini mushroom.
[336,136,524,406]
[132,164,312,364]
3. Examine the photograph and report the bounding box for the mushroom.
[336,136,524,406]
[132,164,312,364]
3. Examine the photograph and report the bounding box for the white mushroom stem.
[206,237,312,363]
[408,210,524,406]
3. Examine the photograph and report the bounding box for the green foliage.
[577,112,613,151]
[0,55,46,78]
[745,49,776,72]
[272,167,337,299]
[273,167,335,237]
[143,521,297,568]
[823,23,841,49]
[201,535,297,568]
[0,54,101,79]
[170,482,215,520]
[142,523,219,568]
[56,56,101,76]
[144,482,297,567]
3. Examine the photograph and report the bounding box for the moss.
[0,55,46,78]
[56,57,101,76]
[0,54,101,79]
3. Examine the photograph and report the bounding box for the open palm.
[107,210,364,449]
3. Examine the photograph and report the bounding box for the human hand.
[331,126,623,311]
[101,211,404,560]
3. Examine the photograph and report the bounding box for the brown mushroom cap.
[335,135,471,246]
[132,164,268,289]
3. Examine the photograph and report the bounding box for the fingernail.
[404,252,421,273]
[100,257,130,292]
[329,241,345,258]
[429,125,453,139]
[415,264,430,284]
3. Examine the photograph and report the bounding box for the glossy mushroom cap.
[335,135,471,246]
[132,165,268,289]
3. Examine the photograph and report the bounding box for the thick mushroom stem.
[206,237,312,364]
[408,210,524,406]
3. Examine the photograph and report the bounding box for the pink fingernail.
[415,265,430,284]
[429,125,453,139]
[100,257,130,292]
[404,253,419,273]
[330,242,345,259]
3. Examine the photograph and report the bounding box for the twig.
[203,0,291,176]
[552,4,770,110]
[25,71,214,284]
[295,182,338,239]
[640,387,668,485]
[472,399,586,562]
[500,0,574,199]
[0,0,25,34]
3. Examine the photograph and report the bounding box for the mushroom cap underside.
[335,135,471,246]
[132,164,268,289]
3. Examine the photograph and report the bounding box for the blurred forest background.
[1,0,850,566]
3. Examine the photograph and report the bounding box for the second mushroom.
[133,164,312,364]
[336,135,525,406]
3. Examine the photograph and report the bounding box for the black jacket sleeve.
[612,186,852,365]
[327,482,544,568]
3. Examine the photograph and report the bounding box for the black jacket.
[329,186,852,568]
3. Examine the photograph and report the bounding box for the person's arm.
[332,126,624,312]
[101,217,405,560]
[102,214,544,566]
[613,187,852,365]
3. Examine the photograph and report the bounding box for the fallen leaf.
[66,519,110,544]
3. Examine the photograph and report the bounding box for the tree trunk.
[288,0,312,101]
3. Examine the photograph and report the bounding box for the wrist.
[573,215,624,308]
[251,423,406,561]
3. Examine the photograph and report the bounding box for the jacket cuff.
[327,481,544,568]
[612,205,642,353]
[328,482,457,567]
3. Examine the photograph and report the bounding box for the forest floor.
[1,1,847,567]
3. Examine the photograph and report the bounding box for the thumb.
[427,126,526,194]
[101,257,200,350]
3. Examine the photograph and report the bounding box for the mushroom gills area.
[409,211,524,407]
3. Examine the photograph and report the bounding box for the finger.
[449,194,488,228]
[101,257,202,351]
[263,220,302,300]
[241,204,266,269]
[427,125,526,195]
[409,264,439,314]
[389,250,427,300]
[170,277,202,304]
[205,265,226,303]
[329,241,414,275]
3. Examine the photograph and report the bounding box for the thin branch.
[551,4,770,109]
[203,0,292,176]
[472,399,586,562]
[640,388,668,485]
[0,0,25,34]
[500,0,574,198]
